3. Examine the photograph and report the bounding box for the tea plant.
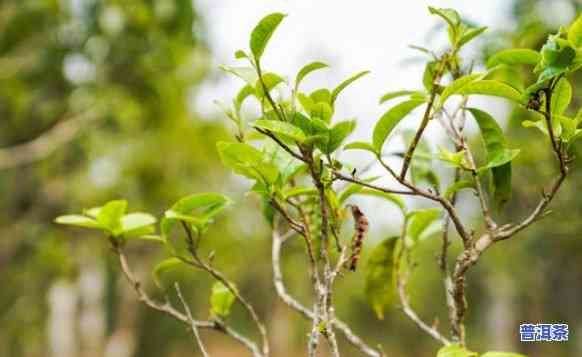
[56,7,582,357]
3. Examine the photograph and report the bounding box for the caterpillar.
[348,204,369,271]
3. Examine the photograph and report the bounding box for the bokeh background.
[1,0,582,356]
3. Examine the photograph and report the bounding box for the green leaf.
[522,116,562,137]
[161,193,232,240]
[120,213,157,237]
[217,141,280,183]
[487,49,541,68]
[436,344,478,357]
[468,108,515,207]
[252,119,307,142]
[428,7,460,30]
[365,237,398,319]
[297,93,314,113]
[250,13,286,62]
[436,145,466,168]
[457,26,487,48]
[234,49,249,60]
[438,73,483,108]
[235,85,256,112]
[171,193,232,217]
[254,72,286,98]
[568,14,582,48]
[379,90,419,104]
[344,141,377,154]
[219,65,258,86]
[373,99,426,152]
[355,189,407,214]
[283,187,318,199]
[407,208,441,243]
[478,149,520,171]
[551,77,572,116]
[326,120,356,153]
[538,66,567,84]
[458,80,522,103]
[97,200,127,236]
[331,71,370,105]
[153,257,183,288]
[481,352,527,357]
[423,61,437,91]
[55,215,103,229]
[210,282,236,317]
[295,61,329,89]
[444,180,475,199]
[310,102,334,123]
[310,88,332,104]
[128,234,166,245]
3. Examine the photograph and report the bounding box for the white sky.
[195,0,514,125]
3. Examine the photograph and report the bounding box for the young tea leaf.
[217,141,280,183]
[252,119,307,142]
[568,14,582,48]
[379,90,421,104]
[250,13,286,62]
[325,120,356,153]
[153,257,183,288]
[55,215,103,230]
[120,213,157,237]
[210,281,236,317]
[438,73,483,108]
[407,208,441,244]
[457,26,487,48]
[219,65,258,85]
[373,99,426,152]
[344,141,377,154]
[331,71,370,105]
[487,49,541,68]
[458,80,522,103]
[551,77,572,116]
[97,200,128,236]
[468,108,515,207]
[444,180,475,200]
[295,61,329,90]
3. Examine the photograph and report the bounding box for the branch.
[115,248,263,357]
[0,109,100,170]
[271,229,383,357]
[400,58,447,179]
[395,220,451,345]
[335,160,471,244]
[175,283,210,357]
[180,224,270,357]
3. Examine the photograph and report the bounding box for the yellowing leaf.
[365,237,398,319]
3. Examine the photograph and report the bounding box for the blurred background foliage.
[1,0,581,356]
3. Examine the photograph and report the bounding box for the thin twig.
[114,247,263,356]
[271,229,382,357]
[395,219,451,345]
[180,224,270,357]
[175,283,210,357]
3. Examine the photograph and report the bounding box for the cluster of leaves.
[56,193,236,319]
[213,7,582,356]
